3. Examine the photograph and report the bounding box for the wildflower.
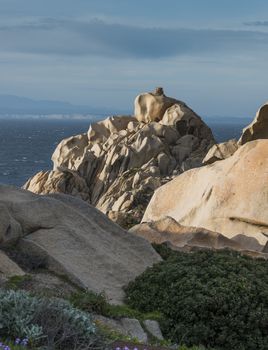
[15,338,21,345]
[21,338,28,346]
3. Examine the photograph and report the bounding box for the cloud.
[0,18,268,58]
[244,21,268,27]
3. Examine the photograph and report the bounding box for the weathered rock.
[121,318,148,343]
[203,139,238,165]
[0,250,25,279]
[143,319,164,340]
[24,91,215,227]
[134,87,178,123]
[131,217,264,252]
[239,102,268,145]
[143,140,268,245]
[93,315,148,343]
[0,185,161,303]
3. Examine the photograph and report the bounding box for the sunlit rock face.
[143,139,268,245]
[24,89,215,227]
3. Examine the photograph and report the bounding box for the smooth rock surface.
[134,87,178,123]
[0,185,161,303]
[24,92,215,227]
[143,140,268,245]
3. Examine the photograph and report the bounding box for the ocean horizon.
[0,117,249,187]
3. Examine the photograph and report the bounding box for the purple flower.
[15,338,21,345]
[21,338,28,346]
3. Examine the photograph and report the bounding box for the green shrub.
[70,290,109,315]
[125,248,268,350]
[0,289,105,349]
[70,290,164,323]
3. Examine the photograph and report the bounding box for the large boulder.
[0,185,161,303]
[24,93,215,227]
[239,102,268,145]
[134,87,178,123]
[143,140,268,245]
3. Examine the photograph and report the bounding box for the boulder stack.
[24,89,215,227]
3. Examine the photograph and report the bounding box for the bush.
[70,291,109,315]
[125,248,268,350]
[0,289,105,349]
[70,290,163,322]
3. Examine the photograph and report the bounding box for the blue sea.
[0,118,249,187]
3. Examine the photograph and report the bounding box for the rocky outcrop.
[143,140,268,245]
[24,92,215,227]
[134,87,178,123]
[203,139,238,165]
[239,102,268,145]
[131,217,264,253]
[0,185,161,303]
[0,250,25,280]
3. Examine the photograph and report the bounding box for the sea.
[0,118,250,187]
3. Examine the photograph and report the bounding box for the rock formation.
[0,250,25,280]
[131,217,265,255]
[202,139,238,165]
[134,87,178,123]
[24,90,215,227]
[143,139,268,245]
[0,185,160,303]
[239,102,268,145]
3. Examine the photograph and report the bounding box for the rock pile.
[24,88,215,227]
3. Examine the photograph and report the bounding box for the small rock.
[143,319,164,340]
[121,318,148,343]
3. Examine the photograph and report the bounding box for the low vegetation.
[0,289,105,349]
[125,246,268,350]
[70,290,163,322]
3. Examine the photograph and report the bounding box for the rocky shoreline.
[1,87,268,349]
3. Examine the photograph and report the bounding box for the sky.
[1,0,268,117]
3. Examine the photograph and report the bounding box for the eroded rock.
[24,91,215,227]
[203,139,238,165]
[143,140,268,245]
[239,102,268,145]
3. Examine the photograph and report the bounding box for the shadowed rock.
[0,185,161,303]
[239,102,268,145]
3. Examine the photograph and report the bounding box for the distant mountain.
[0,95,129,116]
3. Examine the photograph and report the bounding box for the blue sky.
[1,0,268,117]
